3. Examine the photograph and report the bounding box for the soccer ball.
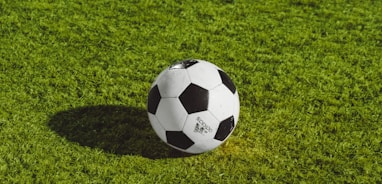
[147,59,240,154]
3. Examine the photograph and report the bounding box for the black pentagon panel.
[218,70,236,94]
[147,85,161,114]
[166,131,194,149]
[179,83,209,114]
[214,116,235,141]
[170,59,199,70]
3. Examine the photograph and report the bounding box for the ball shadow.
[47,105,193,159]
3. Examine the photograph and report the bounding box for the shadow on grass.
[48,105,193,159]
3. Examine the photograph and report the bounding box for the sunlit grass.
[1,0,381,183]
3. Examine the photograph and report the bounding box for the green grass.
[1,0,382,183]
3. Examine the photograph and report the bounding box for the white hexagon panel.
[186,138,222,154]
[208,84,235,121]
[148,113,167,142]
[186,60,222,90]
[182,111,220,142]
[198,59,223,71]
[233,91,240,124]
[156,98,188,131]
[157,69,191,98]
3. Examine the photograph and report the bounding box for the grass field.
[1,0,382,183]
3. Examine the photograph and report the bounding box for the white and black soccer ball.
[147,59,240,154]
